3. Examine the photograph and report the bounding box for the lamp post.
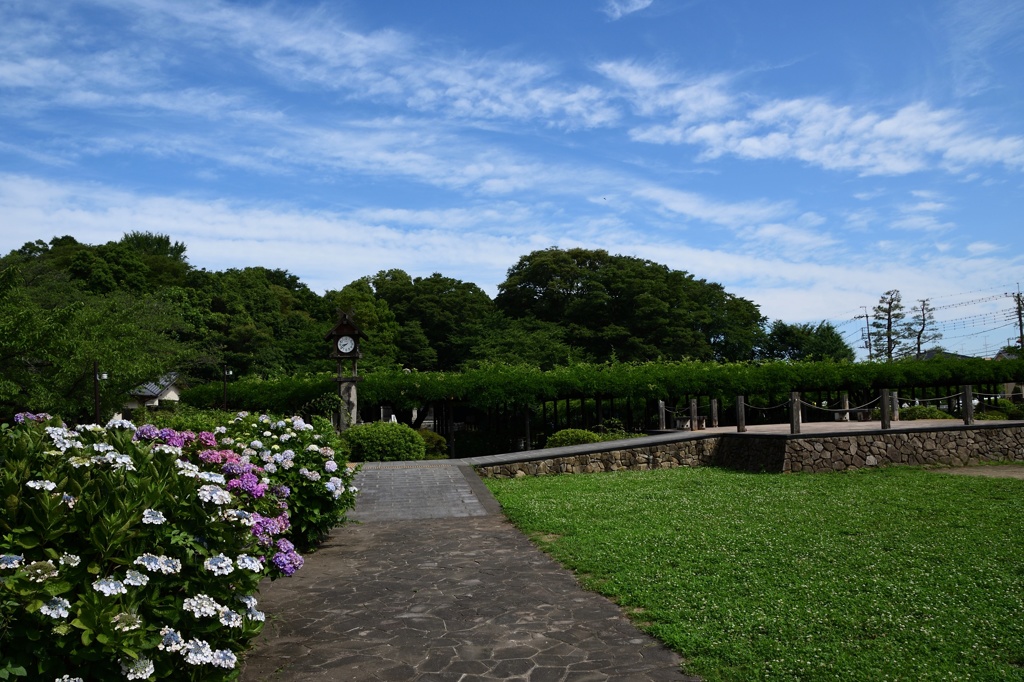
[93,360,108,423]
[222,367,233,409]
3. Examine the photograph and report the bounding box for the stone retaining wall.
[786,425,1024,473]
[474,424,1024,478]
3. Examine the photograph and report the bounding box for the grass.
[484,466,1024,681]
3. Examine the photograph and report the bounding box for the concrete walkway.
[240,461,697,682]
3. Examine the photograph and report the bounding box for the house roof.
[130,372,179,399]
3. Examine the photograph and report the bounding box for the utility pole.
[1012,287,1024,352]
[861,306,873,360]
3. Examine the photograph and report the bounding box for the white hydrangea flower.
[236,554,263,572]
[210,649,237,669]
[175,459,200,478]
[222,509,255,526]
[141,509,166,524]
[40,597,71,619]
[24,560,58,583]
[238,594,265,621]
[198,471,226,485]
[183,594,221,618]
[92,578,127,596]
[59,553,80,567]
[134,553,181,575]
[105,418,138,431]
[124,569,149,587]
[0,554,25,569]
[26,479,57,491]
[197,485,231,505]
[119,656,154,680]
[182,638,214,665]
[218,607,243,628]
[158,626,185,652]
[203,554,234,576]
[154,444,183,456]
[112,612,142,632]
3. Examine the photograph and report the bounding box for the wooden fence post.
[736,396,746,432]
[892,390,900,421]
[840,392,850,421]
[690,398,699,431]
[880,389,891,430]
[657,400,666,430]
[962,385,974,425]
[789,392,801,434]
[710,398,719,428]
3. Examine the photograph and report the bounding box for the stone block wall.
[785,425,1024,473]
[474,424,1024,478]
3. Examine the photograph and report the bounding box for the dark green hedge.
[182,357,1024,415]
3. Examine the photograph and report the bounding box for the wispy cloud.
[631,97,1024,176]
[602,0,655,21]
[633,186,790,228]
[943,0,1024,97]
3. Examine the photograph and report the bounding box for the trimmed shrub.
[343,421,425,462]
[898,405,956,420]
[545,429,604,448]
[418,428,448,459]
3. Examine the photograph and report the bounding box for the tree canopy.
[496,247,765,363]
[1,235,858,418]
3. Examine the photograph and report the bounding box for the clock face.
[337,335,356,353]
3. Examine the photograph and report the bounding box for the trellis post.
[880,389,891,429]
[789,392,800,434]
[736,396,746,432]
[962,385,974,425]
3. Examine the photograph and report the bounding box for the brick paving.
[240,461,697,682]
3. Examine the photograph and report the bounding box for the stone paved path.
[240,461,697,682]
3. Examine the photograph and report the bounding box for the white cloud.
[628,88,1024,176]
[944,0,1024,97]
[633,186,789,228]
[966,241,999,256]
[602,0,654,21]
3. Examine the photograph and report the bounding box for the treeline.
[1,232,854,420]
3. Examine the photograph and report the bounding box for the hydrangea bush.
[217,413,358,552]
[0,411,358,681]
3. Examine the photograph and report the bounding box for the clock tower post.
[325,311,366,431]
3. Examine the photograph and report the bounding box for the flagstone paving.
[240,461,697,681]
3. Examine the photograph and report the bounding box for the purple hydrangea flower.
[198,431,218,447]
[226,472,267,498]
[133,424,160,441]
[271,540,304,577]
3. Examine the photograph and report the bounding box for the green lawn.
[484,466,1024,681]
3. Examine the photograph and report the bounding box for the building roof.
[130,372,179,399]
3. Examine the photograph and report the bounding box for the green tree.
[907,298,942,356]
[369,269,494,370]
[496,247,763,363]
[871,290,910,361]
[762,321,854,362]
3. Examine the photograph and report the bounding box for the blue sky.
[1,0,1023,358]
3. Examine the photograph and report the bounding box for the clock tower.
[325,311,366,431]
